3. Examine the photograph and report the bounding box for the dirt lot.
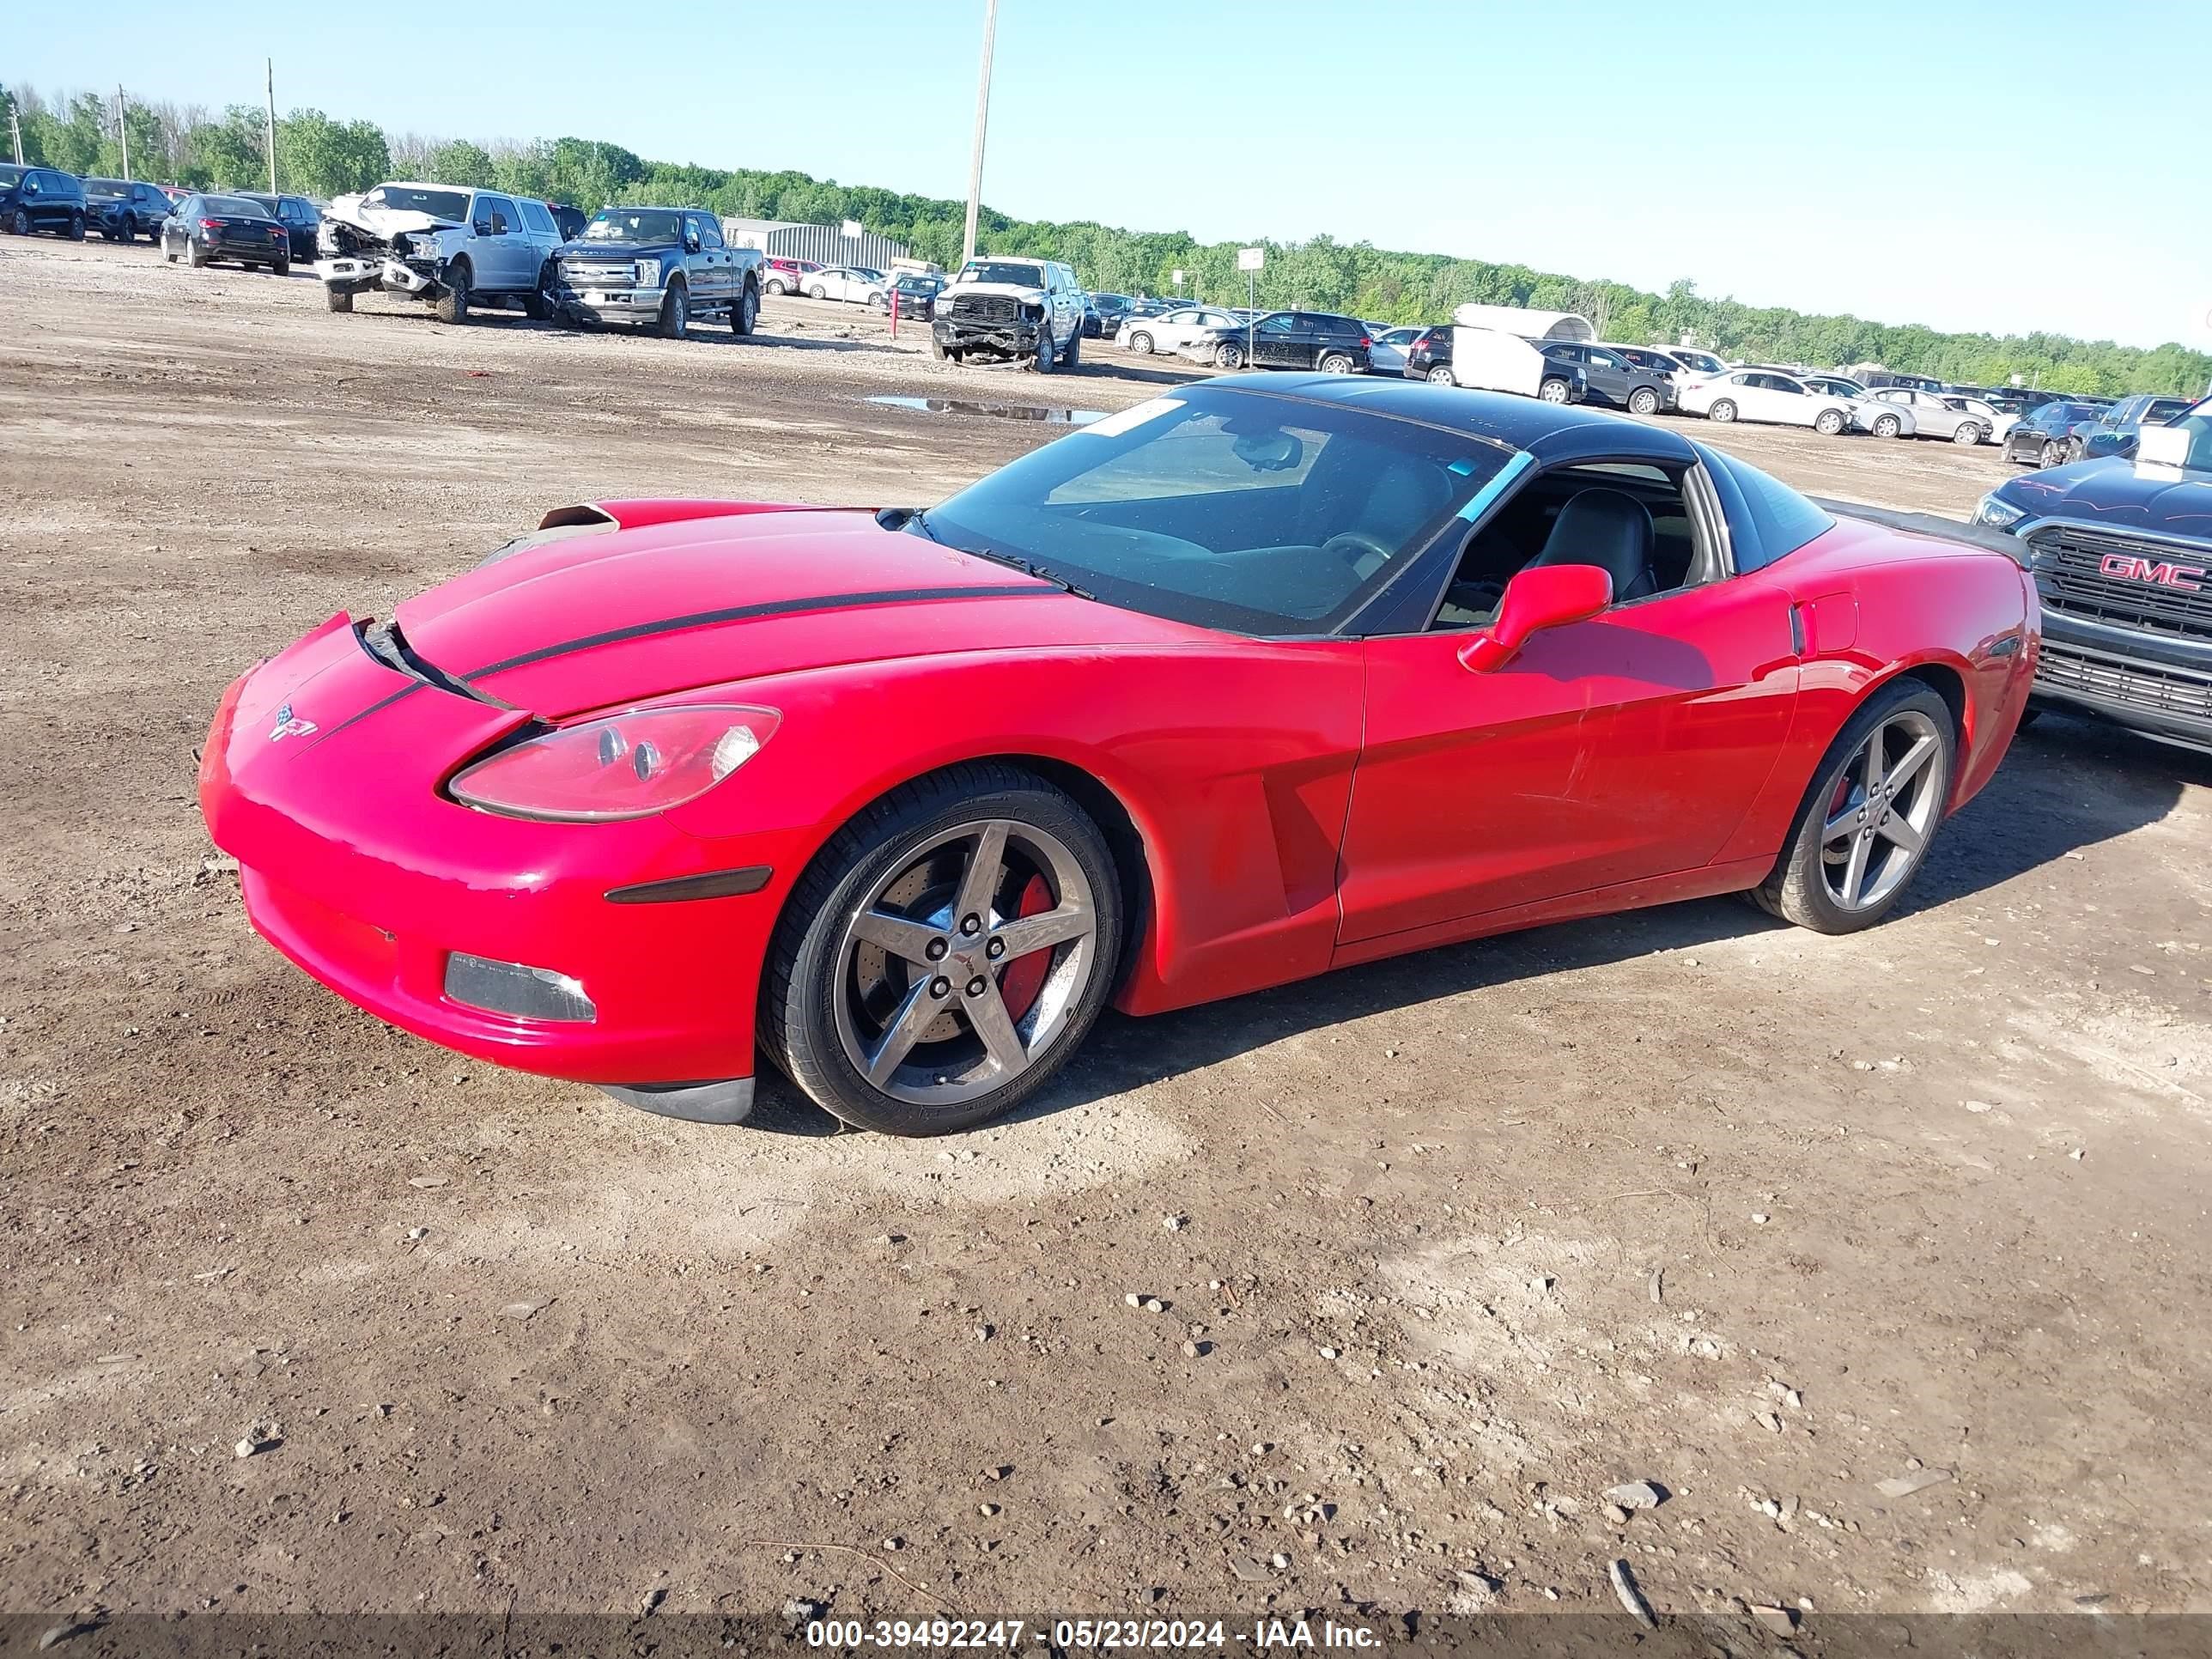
[4,236,2210,1643]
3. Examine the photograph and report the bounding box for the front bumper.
[559,284,669,325]
[198,645,799,1106]
[319,255,436,295]
[2031,609,2212,751]
[934,316,1042,356]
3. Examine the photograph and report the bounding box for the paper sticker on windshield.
[1075,398,1187,438]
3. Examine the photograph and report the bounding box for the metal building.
[720,216,916,271]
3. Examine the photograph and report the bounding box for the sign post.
[1237,246,1264,367]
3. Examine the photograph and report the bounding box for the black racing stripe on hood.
[457,583,1053,684]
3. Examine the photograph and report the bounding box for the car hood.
[326,193,464,237]
[380,507,1207,719]
[945,280,1045,304]
[2004,455,2212,537]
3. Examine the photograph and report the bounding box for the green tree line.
[6,78,2204,397]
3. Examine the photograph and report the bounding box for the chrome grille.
[2025,524,2212,637]
[562,258,638,288]
[2039,638,2212,720]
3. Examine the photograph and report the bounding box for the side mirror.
[1457,563,1613,673]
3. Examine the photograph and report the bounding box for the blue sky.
[12,0,2205,347]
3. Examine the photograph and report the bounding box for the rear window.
[1709,451,1833,572]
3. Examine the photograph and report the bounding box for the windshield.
[362,185,471,222]
[85,178,130,198]
[203,195,272,218]
[918,386,1514,635]
[584,209,684,242]
[959,260,1047,287]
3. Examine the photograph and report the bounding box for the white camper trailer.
[1445,306,1595,401]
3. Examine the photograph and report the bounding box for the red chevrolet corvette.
[199,377,2039,1134]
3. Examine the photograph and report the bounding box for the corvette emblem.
[268,703,318,742]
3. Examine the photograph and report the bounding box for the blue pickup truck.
[554,206,762,340]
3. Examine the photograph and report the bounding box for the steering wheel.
[1320,529,1396,579]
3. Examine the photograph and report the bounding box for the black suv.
[1206,311,1370,373]
[1401,326,1454,384]
[84,178,173,242]
[1536,342,1677,415]
[0,164,87,240]
[240,192,325,261]
[1977,395,2212,755]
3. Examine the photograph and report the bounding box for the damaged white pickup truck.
[319,181,564,324]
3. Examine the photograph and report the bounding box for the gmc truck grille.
[563,258,638,287]
[2026,525,2212,638]
[2039,637,2212,720]
[948,295,1023,325]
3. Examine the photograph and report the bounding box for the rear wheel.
[68,211,85,241]
[1814,408,1847,436]
[1126,330,1154,356]
[1426,365,1455,386]
[1872,413,1902,439]
[1708,398,1737,422]
[1751,680,1954,934]
[1628,386,1660,416]
[270,255,289,276]
[1538,376,1571,404]
[765,276,788,295]
[733,278,758,336]
[762,765,1122,1136]
[2039,439,2066,468]
[1319,350,1356,374]
[186,239,207,269]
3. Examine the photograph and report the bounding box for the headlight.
[449,703,781,823]
[635,258,661,287]
[1973,494,2026,531]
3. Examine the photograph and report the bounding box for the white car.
[318,181,564,323]
[1666,346,1731,380]
[804,265,887,305]
[1944,393,2017,444]
[1799,374,1917,439]
[1116,306,1242,356]
[1679,368,1856,434]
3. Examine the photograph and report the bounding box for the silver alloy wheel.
[1426,366,1454,386]
[1819,708,1944,913]
[1630,387,1658,415]
[1874,414,1900,439]
[831,817,1099,1108]
[1321,351,1354,374]
[1127,331,1152,355]
[1710,399,1736,422]
[1952,422,1980,446]
[2041,441,2064,467]
[1816,409,1845,435]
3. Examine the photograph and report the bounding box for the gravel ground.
[3,236,2209,1641]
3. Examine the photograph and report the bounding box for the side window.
[517,199,556,237]
[1259,314,1297,334]
[698,216,723,249]
[1711,451,1833,573]
[475,194,514,234]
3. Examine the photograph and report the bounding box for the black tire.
[8,209,27,236]
[1628,386,1660,416]
[524,261,556,321]
[68,212,85,241]
[658,280,689,339]
[1872,413,1901,439]
[1214,341,1244,369]
[121,214,137,241]
[2039,440,2066,468]
[1708,398,1737,422]
[270,256,289,276]
[186,239,207,269]
[733,278,758,337]
[760,763,1124,1136]
[1127,330,1154,356]
[1539,377,1571,404]
[1814,408,1847,436]
[1030,325,1056,374]
[929,337,949,362]
[326,288,353,313]
[1749,678,1956,935]
[434,261,471,325]
[1060,325,1080,368]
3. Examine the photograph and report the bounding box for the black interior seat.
[1524,486,1656,603]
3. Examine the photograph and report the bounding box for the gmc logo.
[2100,552,2207,591]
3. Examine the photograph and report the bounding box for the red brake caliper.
[996,874,1054,1020]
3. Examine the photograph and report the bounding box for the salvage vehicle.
[555,206,762,339]
[1401,325,1455,384]
[1445,325,1587,404]
[1975,401,2212,753]
[1199,311,1372,374]
[1679,368,1856,434]
[1536,342,1676,415]
[1866,386,1993,447]
[2000,400,2107,468]
[762,257,823,295]
[932,255,1088,370]
[85,178,173,242]
[1799,374,1916,438]
[2061,393,2192,463]
[0,164,86,240]
[1117,305,1242,356]
[240,192,324,262]
[319,181,564,324]
[159,193,292,272]
[198,377,2037,1138]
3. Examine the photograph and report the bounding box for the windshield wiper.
[895,512,1093,599]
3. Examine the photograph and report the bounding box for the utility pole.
[960,0,999,269]
[116,85,131,181]
[264,58,277,193]
[8,103,21,167]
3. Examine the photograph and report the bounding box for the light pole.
[264,58,277,193]
[961,0,1000,269]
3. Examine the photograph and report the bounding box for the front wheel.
[1126,330,1154,356]
[658,282,689,339]
[1750,679,1954,934]
[8,209,27,236]
[524,261,556,321]
[1030,326,1056,374]
[1214,341,1244,369]
[1628,386,1660,416]
[326,288,353,313]
[1707,398,1737,422]
[1953,422,1984,447]
[434,262,471,325]
[1814,408,1847,436]
[1538,377,1571,404]
[1872,413,1901,440]
[806,283,826,300]
[761,765,1123,1136]
[765,277,787,295]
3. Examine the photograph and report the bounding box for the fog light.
[444,953,597,1023]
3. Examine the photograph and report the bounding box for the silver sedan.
[1365,325,1423,374]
